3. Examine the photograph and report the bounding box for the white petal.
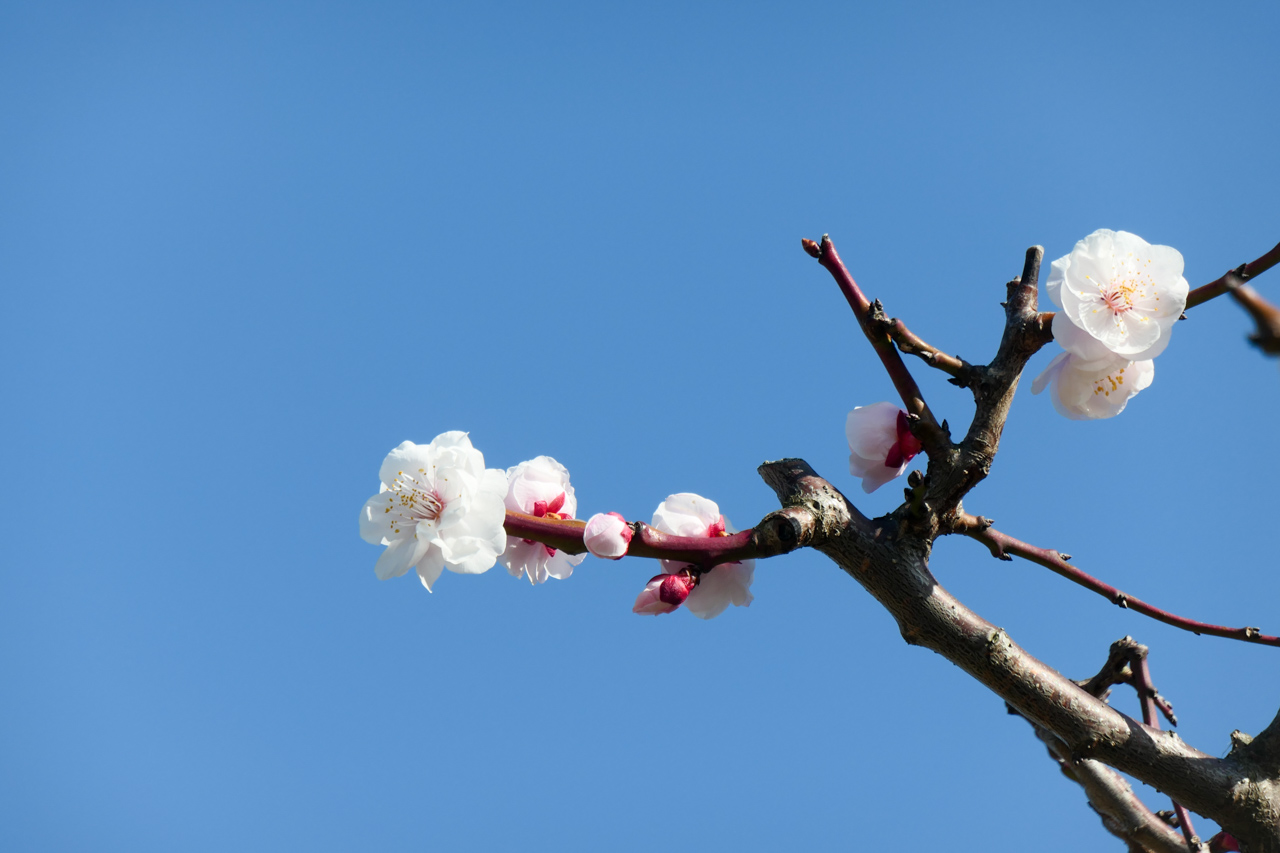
[359,491,399,544]
[860,460,907,494]
[373,538,418,580]
[1030,352,1068,396]
[544,550,585,580]
[1044,255,1070,308]
[1045,353,1154,420]
[416,550,446,591]
[1052,314,1116,365]
[506,456,573,513]
[685,561,755,619]
[438,533,501,574]
[652,493,721,536]
[378,440,435,489]
[845,403,901,460]
[500,537,539,578]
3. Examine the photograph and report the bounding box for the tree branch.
[757,457,1279,851]
[877,309,973,381]
[1017,639,1205,853]
[1186,241,1280,310]
[1030,721,1199,853]
[953,516,1280,648]
[803,235,950,454]
[1228,283,1280,355]
[502,507,818,568]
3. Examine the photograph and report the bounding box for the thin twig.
[1125,647,1200,847]
[503,507,814,568]
[1229,283,1280,355]
[1186,240,1280,309]
[803,235,949,453]
[954,514,1280,648]
[880,314,971,379]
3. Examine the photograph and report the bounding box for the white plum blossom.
[1031,351,1154,420]
[499,456,586,585]
[642,493,754,619]
[846,402,923,493]
[583,512,632,559]
[1047,229,1189,361]
[359,431,508,592]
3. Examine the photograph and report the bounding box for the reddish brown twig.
[803,235,949,452]
[503,507,813,569]
[1070,640,1202,851]
[882,315,972,380]
[1186,240,1280,309]
[1126,645,1200,848]
[1229,283,1280,355]
[954,514,1280,648]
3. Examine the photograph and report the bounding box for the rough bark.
[757,457,1280,852]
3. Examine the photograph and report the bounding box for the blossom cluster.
[1033,229,1188,420]
[359,432,752,619]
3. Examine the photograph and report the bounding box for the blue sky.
[3,2,1279,850]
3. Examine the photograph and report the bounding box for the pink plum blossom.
[583,512,632,559]
[499,456,586,585]
[846,402,923,493]
[637,493,754,619]
[358,431,508,592]
[1031,350,1154,420]
[632,570,695,615]
[1047,229,1189,360]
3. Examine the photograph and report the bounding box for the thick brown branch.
[1032,724,1198,853]
[803,235,949,454]
[954,517,1280,648]
[1023,651,1203,853]
[914,247,1052,529]
[758,458,1279,850]
[502,507,815,568]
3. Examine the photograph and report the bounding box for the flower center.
[1100,283,1135,314]
[525,492,571,556]
[392,471,445,523]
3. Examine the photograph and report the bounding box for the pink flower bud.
[583,512,633,559]
[632,571,696,615]
[1209,831,1240,853]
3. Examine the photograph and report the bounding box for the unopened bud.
[632,571,695,615]
[583,512,633,559]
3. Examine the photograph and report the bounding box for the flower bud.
[583,512,633,559]
[632,571,696,615]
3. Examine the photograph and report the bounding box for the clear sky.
[3,2,1279,850]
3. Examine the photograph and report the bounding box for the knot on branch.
[753,507,817,555]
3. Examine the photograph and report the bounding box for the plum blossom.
[500,456,586,585]
[635,493,754,619]
[583,512,632,559]
[846,402,923,493]
[632,570,696,615]
[1047,229,1189,361]
[359,431,508,592]
[1031,350,1154,420]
